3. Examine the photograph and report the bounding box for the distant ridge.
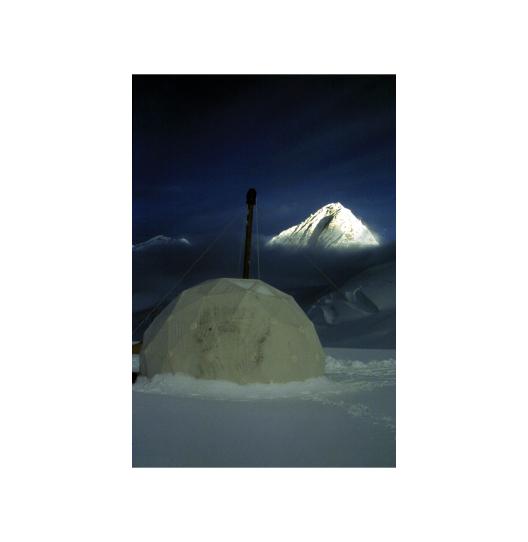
[133,235,191,250]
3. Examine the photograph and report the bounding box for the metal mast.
[242,188,257,278]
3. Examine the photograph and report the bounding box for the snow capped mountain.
[267,202,379,249]
[133,235,191,250]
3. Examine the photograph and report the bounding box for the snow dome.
[139,278,325,383]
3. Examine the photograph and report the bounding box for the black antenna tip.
[246,188,257,205]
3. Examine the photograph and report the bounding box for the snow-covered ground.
[132,347,395,467]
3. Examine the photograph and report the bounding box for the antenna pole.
[243,188,257,278]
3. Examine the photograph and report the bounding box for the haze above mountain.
[267,203,379,249]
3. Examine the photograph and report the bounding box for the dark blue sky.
[133,75,395,244]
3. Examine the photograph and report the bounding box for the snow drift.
[309,261,395,348]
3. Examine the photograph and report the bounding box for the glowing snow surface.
[133,347,395,467]
[267,202,379,249]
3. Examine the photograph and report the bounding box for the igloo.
[139,277,325,383]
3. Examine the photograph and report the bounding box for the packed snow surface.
[267,203,379,249]
[133,347,395,467]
